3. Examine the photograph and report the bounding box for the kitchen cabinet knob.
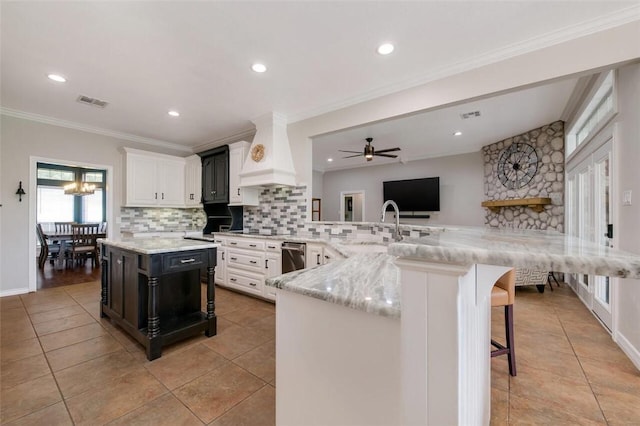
[265,259,269,269]
[237,188,241,196]
[317,254,321,265]
[155,193,158,199]
[161,193,164,200]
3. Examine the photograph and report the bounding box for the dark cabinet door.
[108,250,124,319]
[201,148,229,203]
[122,250,142,329]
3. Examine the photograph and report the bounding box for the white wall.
[0,115,189,295]
[615,63,640,364]
[321,152,484,226]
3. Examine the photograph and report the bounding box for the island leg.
[147,276,162,360]
[100,252,108,318]
[205,265,217,337]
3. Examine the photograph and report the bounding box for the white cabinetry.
[228,141,260,206]
[184,155,202,207]
[307,243,324,268]
[124,148,185,207]
[212,237,227,286]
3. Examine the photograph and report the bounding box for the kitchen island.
[99,238,219,361]
[267,226,640,426]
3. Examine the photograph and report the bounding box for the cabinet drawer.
[227,249,264,273]
[226,239,265,251]
[162,251,207,273]
[265,241,282,252]
[227,269,264,296]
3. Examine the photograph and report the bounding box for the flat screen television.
[383,177,440,212]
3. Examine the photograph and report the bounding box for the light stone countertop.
[98,238,219,255]
[265,225,640,319]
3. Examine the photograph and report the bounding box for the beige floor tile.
[0,353,51,390]
[54,349,141,398]
[3,401,72,426]
[491,357,510,392]
[32,311,95,336]
[69,289,101,305]
[46,334,123,371]
[107,393,204,426]
[592,385,640,425]
[202,323,272,360]
[145,343,228,390]
[174,363,265,423]
[513,328,575,356]
[0,337,43,365]
[0,374,62,423]
[223,308,274,328]
[580,356,640,395]
[209,384,275,426]
[66,369,168,425]
[570,335,634,365]
[28,304,86,324]
[490,387,509,426]
[0,295,24,310]
[508,394,605,425]
[1,306,29,322]
[22,297,78,315]
[516,347,586,381]
[509,365,605,422]
[39,322,108,352]
[232,340,276,383]
[0,322,37,347]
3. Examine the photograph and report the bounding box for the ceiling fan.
[340,137,401,162]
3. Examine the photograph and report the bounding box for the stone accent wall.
[483,121,565,231]
[120,207,206,232]
[243,186,308,235]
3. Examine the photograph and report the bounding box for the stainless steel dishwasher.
[282,242,306,273]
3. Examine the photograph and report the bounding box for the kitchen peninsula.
[266,225,640,426]
[99,238,219,361]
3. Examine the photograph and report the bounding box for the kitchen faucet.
[381,200,402,241]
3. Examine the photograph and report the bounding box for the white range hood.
[239,112,297,187]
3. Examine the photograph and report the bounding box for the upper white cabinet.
[124,148,185,207]
[228,141,260,206]
[184,155,202,207]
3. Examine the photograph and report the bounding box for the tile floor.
[1,280,639,425]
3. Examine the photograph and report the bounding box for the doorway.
[340,190,365,222]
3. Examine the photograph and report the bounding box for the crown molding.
[0,107,193,154]
[289,6,640,124]
[192,128,256,154]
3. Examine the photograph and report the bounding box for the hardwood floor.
[36,258,101,290]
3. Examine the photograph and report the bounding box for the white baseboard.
[615,331,640,371]
[0,287,31,297]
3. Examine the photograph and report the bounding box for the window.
[36,162,106,224]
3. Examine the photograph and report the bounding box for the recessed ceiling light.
[327,158,333,162]
[47,74,67,83]
[252,63,267,73]
[377,43,394,55]
[168,110,180,117]
[453,131,462,136]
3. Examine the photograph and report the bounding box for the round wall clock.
[497,142,539,190]
[251,144,265,162]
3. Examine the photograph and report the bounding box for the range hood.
[239,112,297,187]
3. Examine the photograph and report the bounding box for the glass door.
[592,140,614,330]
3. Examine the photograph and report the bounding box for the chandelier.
[64,182,96,196]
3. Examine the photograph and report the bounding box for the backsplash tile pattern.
[120,207,206,232]
[243,186,308,235]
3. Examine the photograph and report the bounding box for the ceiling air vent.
[76,95,109,108]
[460,110,481,119]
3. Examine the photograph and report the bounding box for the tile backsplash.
[120,207,206,232]
[243,185,308,235]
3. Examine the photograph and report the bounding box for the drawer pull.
[249,244,257,247]
[265,259,268,269]
[180,258,196,264]
[230,242,237,245]
[230,278,237,282]
[249,282,257,287]
[230,257,237,261]
[222,252,225,260]
[268,245,277,249]
[249,260,257,264]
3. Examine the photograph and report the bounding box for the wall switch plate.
[623,190,632,206]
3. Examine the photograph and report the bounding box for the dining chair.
[36,223,60,268]
[491,268,517,376]
[54,221,76,233]
[66,223,100,267]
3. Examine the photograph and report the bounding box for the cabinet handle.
[317,254,320,265]
[237,188,240,196]
[230,278,237,282]
[249,244,257,247]
[265,259,269,269]
[250,260,257,264]
[155,192,158,200]
[222,252,225,260]
[230,242,237,245]
[230,257,237,261]
[190,194,194,200]
[268,245,276,249]
[249,282,257,287]
[162,193,164,200]
[180,258,196,264]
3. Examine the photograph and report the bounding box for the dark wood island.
[99,238,219,361]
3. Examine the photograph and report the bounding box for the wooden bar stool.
[491,268,517,376]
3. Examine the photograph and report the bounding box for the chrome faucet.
[381,200,402,241]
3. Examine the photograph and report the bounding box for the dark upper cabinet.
[201,146,229,203]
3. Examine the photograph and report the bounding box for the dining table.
[41,229,106,270]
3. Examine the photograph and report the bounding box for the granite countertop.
[389,226,640,279]
[98,238,219,254]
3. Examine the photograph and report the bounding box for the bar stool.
[491,268,517,376]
